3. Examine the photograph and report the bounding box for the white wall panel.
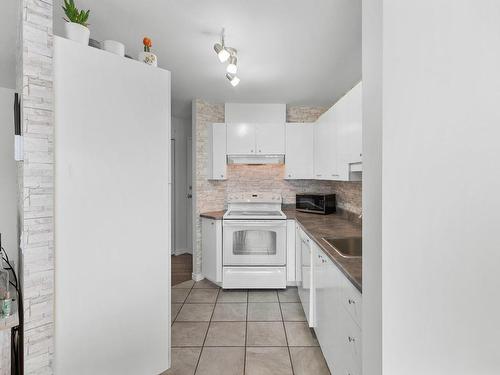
[54,37,171,374]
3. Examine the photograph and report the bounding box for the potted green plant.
[62,0,90,45]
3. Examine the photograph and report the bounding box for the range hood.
[227,154,285,165]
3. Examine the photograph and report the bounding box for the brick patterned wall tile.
[16,0,55,373]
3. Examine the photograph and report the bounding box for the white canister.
[64,22,90,45]
[102,40,125,57]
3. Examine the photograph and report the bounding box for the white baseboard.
[192,272,204,282]
[173,248,192,256]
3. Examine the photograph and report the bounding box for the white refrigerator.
[53,36,171,374]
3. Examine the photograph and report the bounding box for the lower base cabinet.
[201,217,222,283]
[314,246,362,375]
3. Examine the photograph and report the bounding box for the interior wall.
[362,0,382,373]
[172,115,192,254]
[378,1,500,374]
[0,87,17,267]
[192,99,362,277]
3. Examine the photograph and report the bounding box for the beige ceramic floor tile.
[195,347,245,375]
[173,280,195,289]
[246,322,287,347]
[172,288,191,303]
[248,290,279,302]
[211,303,247,321]
[193,279,220,289]
[217,290,248,303]
[171,322,209,347]
[186,288,219,304]
[204,322,246,346]
[278,288,300,302]
[247,303,282,321]
[245,347,293,375]
[163,347,201,375]
[172,303,183,323]
[176,303,215,322]
[284,322,319,347]
[289,347,331,375]
[280,302,306,321]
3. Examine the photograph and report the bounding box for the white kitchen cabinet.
[313,244,362,375]
[285,123,314,179]
[297,228,315,327]
[201,217,222,284]
[315,250,341,372]
[295,222,302,284]
[336,82,363,181]
[226,123,256,155]
[314,112,339,180]
[313,81,362,181]
[286,220,296,283]
[255,123,285,154]
[226,123,285,155]
[207,123,227,180]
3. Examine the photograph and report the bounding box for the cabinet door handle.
[221,174,224,178]
[348,299,356,305]
[259,149,262,153]
[316,174,322,177]
[348,336,356,343]
[331,174,339,177]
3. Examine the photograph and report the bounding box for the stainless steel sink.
[322,237,362,258]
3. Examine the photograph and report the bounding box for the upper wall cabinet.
[207,123,227,180]
[226,123,285,155]
[285,123,314,179]
[313,82,362,181]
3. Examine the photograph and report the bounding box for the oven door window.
[232,230,277,256]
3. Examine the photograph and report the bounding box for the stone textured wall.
[193,100,362,277]
[18,0,55,373]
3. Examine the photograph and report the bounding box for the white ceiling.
[0,0,364,118]
[54,0,361,118]
[0,0,18,89]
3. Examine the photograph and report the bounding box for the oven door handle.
[223,220,287,227]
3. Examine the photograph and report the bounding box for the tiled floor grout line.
[243,289,249,375]
[278,294,296,375]
[192,287,220,374]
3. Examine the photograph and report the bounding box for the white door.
[226,123,256,154]
[255,123,285,154]
[223,220,287,265]
[285,123,314,179]
[54,36,170,374]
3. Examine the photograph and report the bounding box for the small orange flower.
[143,37,152,48]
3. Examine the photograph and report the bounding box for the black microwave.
[295,193,336,215]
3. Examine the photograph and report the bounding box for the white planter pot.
[64,22,90,45]
[138,51,158,67]
[102,40,125,57]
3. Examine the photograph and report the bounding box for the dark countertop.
[283,209,362,292]
[199,208,362,292]
[200,211,225,220]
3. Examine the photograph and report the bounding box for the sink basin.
[322,237,362,258]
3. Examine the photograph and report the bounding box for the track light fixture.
[226,73,240,87]
[214,28,240,86]
[227,55,238,74]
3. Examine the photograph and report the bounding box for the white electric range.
[222,193,287,289]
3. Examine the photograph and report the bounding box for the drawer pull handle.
[348,299,355,305]
[348,336,356,343]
